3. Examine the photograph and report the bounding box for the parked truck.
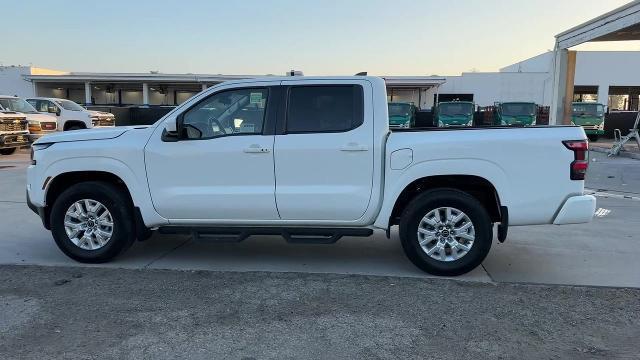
[0,96,58,142]
[387,102,416,128]
[0,111,29,155]
[494,102,537,126]
[434,101,475,127]
[26,97,115,131]
[27,76,595,276]
[571,102,605,141]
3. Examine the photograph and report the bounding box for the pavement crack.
[481,263,495,283]
[143,237,192,269]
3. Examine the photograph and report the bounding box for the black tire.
[0,148,17,155]
[50,181,135,263]
[399,189,493,276]
[587,134,599,142]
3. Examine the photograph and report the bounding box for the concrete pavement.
[1,149,639,287]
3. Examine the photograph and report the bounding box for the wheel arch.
[63,120,87,130]
[388,175,503,226]
[374,159,510,230]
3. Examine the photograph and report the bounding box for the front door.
[145,86,279,221]
[274,80,374,221]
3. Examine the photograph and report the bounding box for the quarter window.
[286,85,364,133]
[181,88,268,140]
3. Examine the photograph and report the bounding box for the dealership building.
[1,50,639,115]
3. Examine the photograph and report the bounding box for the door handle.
[340,143,368,152]
[243,144,270,153]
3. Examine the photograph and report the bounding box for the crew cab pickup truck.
[26,97,115,131]
[26,76,596,276]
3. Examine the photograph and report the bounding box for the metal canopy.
[556,1,640,49]
[551,1,640,124]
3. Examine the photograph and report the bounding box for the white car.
[26,97,114,131]
[26,76,595,276]
[0,96,58,142]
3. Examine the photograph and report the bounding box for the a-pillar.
[142,83,150,106]
[84,82,92,105]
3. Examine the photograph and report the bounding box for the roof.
[25,72,447,88]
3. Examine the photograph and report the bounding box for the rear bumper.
[553,195,596,225]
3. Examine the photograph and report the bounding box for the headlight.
[28,121,42,132]
[438,121,444,127]
[467,119,474,126]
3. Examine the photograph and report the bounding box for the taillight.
[563,140,589,180]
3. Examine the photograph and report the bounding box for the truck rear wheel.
[0,148,17,155]
[50,181,135,263]
[399,189,492,276]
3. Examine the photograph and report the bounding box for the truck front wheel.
[399,189,492,276]
[50,181,135,263]
[0,148,17,155]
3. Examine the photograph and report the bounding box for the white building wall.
[0,66,35,97]
[426,72,552,107]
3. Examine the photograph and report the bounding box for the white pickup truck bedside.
[26,76,595,276]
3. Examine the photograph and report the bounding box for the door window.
[286,85,363,133]
[181,88,268,140]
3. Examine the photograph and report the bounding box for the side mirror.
[164,118,177,133]
[48,106,58,114]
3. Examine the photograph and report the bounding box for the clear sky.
[1,0,637,76]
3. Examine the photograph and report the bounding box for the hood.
[33,126,144,144]
[24,112,57,123]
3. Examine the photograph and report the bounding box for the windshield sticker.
[250,93,263,104]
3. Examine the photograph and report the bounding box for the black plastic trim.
[158,226,373,244]
[497,206,508,243]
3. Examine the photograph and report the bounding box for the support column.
[201,83,207,92]
[84,82,92,105]
[550,49,576,125]
[142,83,149,106]
[562,51,577,125]
[597,84,609,107]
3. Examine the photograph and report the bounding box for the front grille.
[99,118,115,127]
[0,120,28,132]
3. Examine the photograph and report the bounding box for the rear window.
[286,85,363,133]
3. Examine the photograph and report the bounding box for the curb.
[590,146,640,160]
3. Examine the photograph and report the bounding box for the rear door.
[274,80,374,221]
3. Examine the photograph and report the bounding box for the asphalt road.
[1,265,639,360]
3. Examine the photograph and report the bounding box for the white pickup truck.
[26,76,596,276]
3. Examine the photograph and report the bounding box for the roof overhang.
[382,76,446,88]
[555,0,640,49]
[25,73,259,83]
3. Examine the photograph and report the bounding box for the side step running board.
[157,226,374,244]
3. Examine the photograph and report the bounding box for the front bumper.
[552,195,596,225]
[0,133,30,149]
[583,128,605,135]
[27,188,49,229]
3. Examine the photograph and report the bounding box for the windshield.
[572,103,604,117]
[501,103,535,116]
[439,103,473,116]
[0,98,38,113]
[55,99,85,111]
[388,103,412,117]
